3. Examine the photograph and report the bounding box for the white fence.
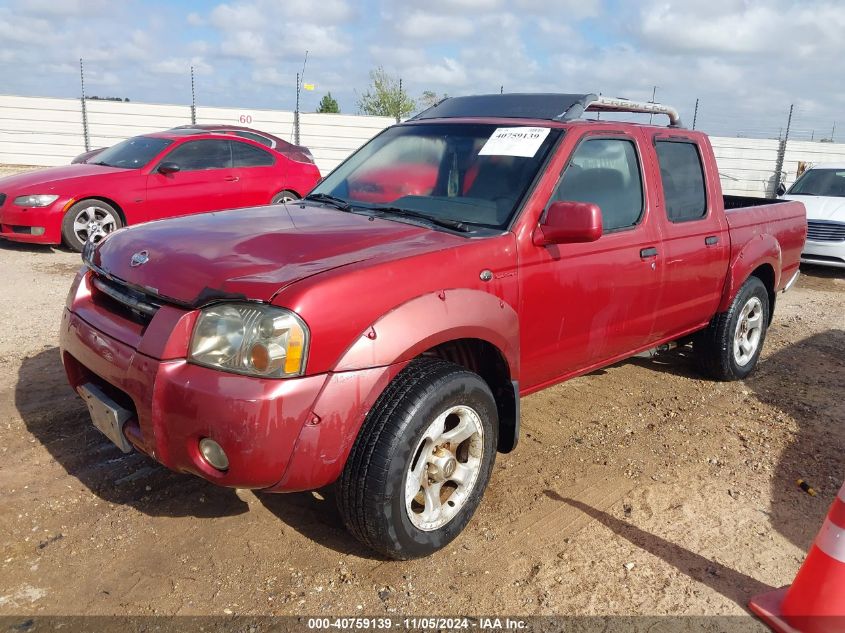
[0,95,393,174]
[2,94,845,195]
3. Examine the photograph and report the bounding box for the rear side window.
[164,140,232,171]
[234,131,274,148]
[551,138,644,231]
[232,141,275,167]
[655,141,707,222]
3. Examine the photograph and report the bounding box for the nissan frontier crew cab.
[60,93,807,559]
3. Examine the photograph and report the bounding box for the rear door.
[146,139,242,219]
[230,139,278,206]
[519,130,664,388]
[647,134,730,340]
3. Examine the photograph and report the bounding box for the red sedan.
[0,128,321,251]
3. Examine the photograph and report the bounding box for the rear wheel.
[61,199,122,252]
[337,358,497,559]
[271,190,299,204]
[694,276,769,380]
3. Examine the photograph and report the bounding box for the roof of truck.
[411,93,684,128]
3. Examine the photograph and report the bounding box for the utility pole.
[692,98,699,130]
[190,65,197,125]
[295,72,301,145]
[294,50,309,145]
[500,85,503,94]
[79,58,90,151]
[772,104,794,197]
[648,85,658,124]
[832,121,837,142]
[397,77,403,123]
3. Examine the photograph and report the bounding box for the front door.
[519,131,663,390]
[146,139,242,219]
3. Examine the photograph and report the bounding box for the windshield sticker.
[478,127,551,158]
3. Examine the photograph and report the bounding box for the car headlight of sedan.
[189,303,309,378]
[14,194,59,207]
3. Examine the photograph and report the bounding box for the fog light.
[32,227,46,236]
[199,437,229,471]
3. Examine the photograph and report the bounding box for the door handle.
[640,247,658,259]
[705,235,719,246]
[224,175,240,182]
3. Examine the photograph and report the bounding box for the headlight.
[189,303,309,378]
[14,194,59,207]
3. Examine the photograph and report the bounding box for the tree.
[357,66,415,120]
[418,90,449,111]
[317,92,340,113]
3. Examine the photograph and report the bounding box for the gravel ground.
[0,205,843,624]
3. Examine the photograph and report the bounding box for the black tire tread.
[694,276,769,381]
[337,357,477,557]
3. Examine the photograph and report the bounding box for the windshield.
[787,169,845,198]
[92,137,173,169]
[310,122,561,229]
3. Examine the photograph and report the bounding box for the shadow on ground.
[0,240,59,254]
[545,490,774,608]
[746,329,845,550]
[257,488,386,559]
[16,347,249,519]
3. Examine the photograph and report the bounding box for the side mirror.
[158,162,180,175]
[533,201,603,246]
[776,183,787,197]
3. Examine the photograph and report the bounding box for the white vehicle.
[782,163,845,269]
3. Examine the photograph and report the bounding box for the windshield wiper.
[304,193,352,211]
[360,205,471,233]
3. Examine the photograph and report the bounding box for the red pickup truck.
[59,94,806,559]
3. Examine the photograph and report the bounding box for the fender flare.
[334,288,520,378]
[270,290,520,492]
[718,234,781,313]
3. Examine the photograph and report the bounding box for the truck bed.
[724,195,789,211]
[723,196,806,291]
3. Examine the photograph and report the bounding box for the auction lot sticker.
[479,127,551,157]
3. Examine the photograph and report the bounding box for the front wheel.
[337,358,498,559]
[61,199,122,252]
[694,276,770,380]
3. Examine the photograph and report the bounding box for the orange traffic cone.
[749,480,845,633]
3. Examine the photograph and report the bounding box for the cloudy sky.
[2,0,844,140]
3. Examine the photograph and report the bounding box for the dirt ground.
[0,235,843,623]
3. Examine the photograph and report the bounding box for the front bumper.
[801,240,845,269]
[0,198,67,244]
[58,270,406,491]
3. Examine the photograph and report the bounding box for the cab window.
[655,141,707,222]
[551,138,644,231]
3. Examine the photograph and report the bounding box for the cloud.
[396,11,475,39]
[0,0,841,141]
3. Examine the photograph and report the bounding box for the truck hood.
[91,203,465,305]
[0,163,126,191]
[782,195,845,221]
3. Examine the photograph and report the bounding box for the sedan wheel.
[271,190,299,204]
[61,200,123,252]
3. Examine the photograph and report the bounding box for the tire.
[337,357,498,559]
[61,199,122,252]
[694,276,770,381]
[271,190,299,204]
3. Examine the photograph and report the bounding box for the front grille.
[0,193,6,207]
[90,274,161,325]
[807,220,845,242]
